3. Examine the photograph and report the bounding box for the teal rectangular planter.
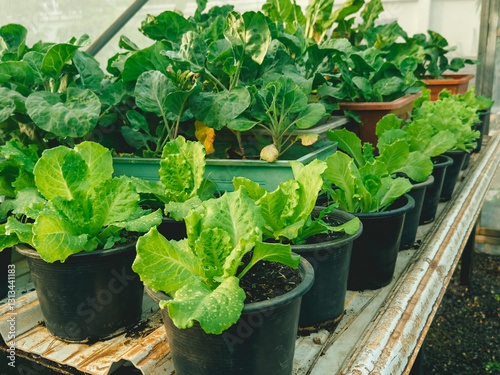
[112,142,338,192]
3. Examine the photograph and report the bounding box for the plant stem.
[233,130,246,158]
[204,70,228,92]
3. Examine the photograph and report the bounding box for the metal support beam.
[85,0,149,57]
[476,0,500,97]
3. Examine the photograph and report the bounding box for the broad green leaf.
[376,114,403,137]
[327,128,364,167]
[163,276,245,334]
[190,87,250,130]
[232,177,266,201]
[294,103,326,129]
[224,11,270,65]
[122,41,171,82]
[72,51,105,91]
[395,151,433,182]
[134,70,175,117]
[164,196,203,221]
[0,223,20,252]
[165,31,207,73]
[424,130,456,157]
[227,117,259,131]
[193,227,232,281]
[40,43,79,80]
[75,142,113,191]
[166,82,200,117]
[0,61,35,87]
[90,178,139,229]
[110,209,163,232]
[7,187,45,216]
[373,76,405,97]
[133,227,204,294]
[378,140,409,174]
[238,241,299,278]
[0,24,27,58]
[185,189,264,250]
[140,11,195,43]
[375,177,412,211]
[33,210,89,263]
[159,136,206,202]
[34,146,88,200]
[26,87,100,138]
[323,152,358,212]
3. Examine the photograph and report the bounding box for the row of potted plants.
[0,0,494,374]
[0,83,490,372]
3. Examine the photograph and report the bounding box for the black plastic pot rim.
[291,209,363,253]
[445,149,471,156]
[353,194,415,219]
[15,242,136,261]
[411,174,434,190]
[146,257,315,316]
[432,154,454,167]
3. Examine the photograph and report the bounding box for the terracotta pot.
[422,74,474,101]
[339,93,421,147]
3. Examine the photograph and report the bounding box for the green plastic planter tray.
[113,142,337,192]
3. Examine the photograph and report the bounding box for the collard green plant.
[132,188,300,334]
[229,76,326,162]
[0,142,162,262]
[0,141,42,220]
[318,41,423,105]
[387,30,479,79]
[233,159,360,244]
[0,24,104,148]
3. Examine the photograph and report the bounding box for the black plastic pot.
[478,108,491,136]
[440,150,468,202]
[472,120,484,154]
[0,248,12,300]
[400,175,434,249]
[147,259,314,375]
[420,155,453,224]
[16,243,144,343]
[348,194,414,291]
[291,209,362,329]
[157,216,187,240]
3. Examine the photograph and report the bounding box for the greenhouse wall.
[0,0,482,69]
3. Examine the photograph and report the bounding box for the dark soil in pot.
[420,155,454,224]
[147,259,314,375]
[16,243,144,343]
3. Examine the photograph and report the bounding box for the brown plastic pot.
[339,92,421,147]
[422,74,474,101]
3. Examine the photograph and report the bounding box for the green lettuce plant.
[328,126,433,182]
[321,131,413,213]
[376,113,457,160]
[126,136,215,220]
[0,142,162,262]
[232,159,360,244]
[132,188,300,334]
[410,90,480,152]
